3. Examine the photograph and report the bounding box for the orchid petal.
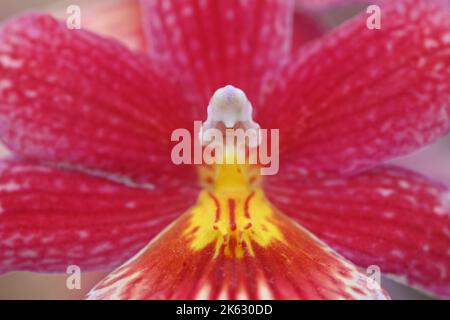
[260,0,450,174]
[265,165,450,298]
[141,0,294,106]
[0,161,198,273]
[0,13,192,182]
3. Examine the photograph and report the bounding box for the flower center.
[187,86,283,258]
[201,85,260,131]
[198,85,263,188]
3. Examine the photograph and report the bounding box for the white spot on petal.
[78,230,90,239]
[442,33,450,44]
[424,38,439,49]
[383,211,395,219]
[0,181,20,192]
[0,55,23,69]
[19,249,38,258]
[195,284,211,300]
[0,79,11,93]
[24,90,37,98]
[125,201,137,209]
[258,279,274,299]
[391,250,405,258]
[398,180,411,189]
[377,188,395,197]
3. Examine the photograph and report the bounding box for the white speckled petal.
[260,0,450,175]
[265,164,450,298]
[0,160,198,273]
[0,13,193,183]
[141,0,294,107]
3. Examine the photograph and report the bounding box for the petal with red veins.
[141,0,294,107]
[87,189,388,300]
[260,0,450,175]
[51,0,146,51]
[265,165,450,298]
[0,13,192,182]
[0,161,198,273]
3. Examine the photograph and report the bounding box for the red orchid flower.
[1,0,450,300]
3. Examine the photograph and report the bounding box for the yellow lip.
[186,158,285,259]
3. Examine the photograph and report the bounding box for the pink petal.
[141,0,294,106]
[0,161,198,273]
[0,13,192,182]
[260,0,450,174]
[265,165,450,298]
[87,205,388,300]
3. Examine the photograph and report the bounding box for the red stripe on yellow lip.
[185,187,285,259]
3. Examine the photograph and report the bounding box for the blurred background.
[0,0,449,300]
[0,1,55,19]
